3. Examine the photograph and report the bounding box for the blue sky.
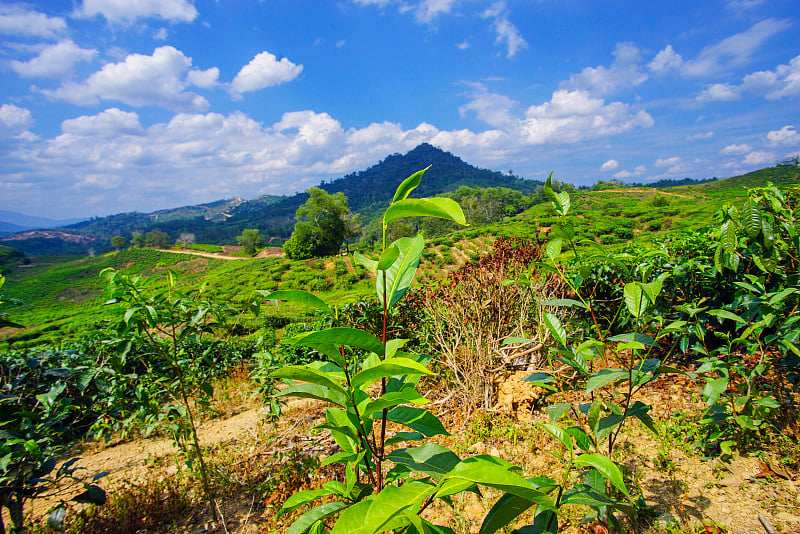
[0,0,798,219]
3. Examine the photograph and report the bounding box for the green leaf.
[387,443,461,479]
[384,406,450,437]
[354,251,378,272]
[439,456,555,510]
[564,427,593,452]
[541,298,588,310]
[73,485,106,505]
[48,505,67,531]
[275,383,347,408]
[287,501,350,534]
[378,235,424,309]
[362,389,428,419]
[279,488,335,517]
[292,327,385,356]
[539,423,572,453]
[741,198,762,238]
[627,401,657,434]
[257,289,333,316]
[574,454,630,499]
[332,481,436,534]
[479,492,537,534]
[393,166,429,203]
[623,282,648,318]
[720,220,737,254]
[585,369,628,394]
[270,365,347,395]
[384,198,467,227]
[708,309,746,324]
[545,239,562,260]
[543,313,567,347]
[545,402,571,424]
[351,358,434,388]
[378,245,400,270]
[384,431,425,447]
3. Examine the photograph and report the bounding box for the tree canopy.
[283,187,353,259]
[236,228,264,256]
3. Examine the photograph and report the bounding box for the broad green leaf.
[574,454,630,499]
[543,313,567,347]
[703,376,728,406]
[545,402,571,424]
[270,365,347,395]
[351,358,434,388]
[287,501,350,534]
[257,289,333,316]
[539,423,572,453]
[741,198,762,238]
[378,235,424,309]
[720,220,737,254]
[279,488,335,517]
[585,369,628,394]
[384,431,425,447]
[384,198,467,227]
[332,481,436,534]
[48,505,67,531]
[292,327,385,356]
[439,456,555,510]
[564,427,593,452]
[387,443,461,479]
[708,309,746,324]
[608,333,657,347]
[362,389,428,419]
[384,406,449,437]
[354,252,378,272]
[275,383,347,407]
[627,401,657,434]
[378,245,400,270]
[623,282,648,318]
[545,239,562,260]
[479,492,537,534]
[393,166,429,203]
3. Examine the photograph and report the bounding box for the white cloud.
[187,67,219,88]
[336,40,346,48]
[518,89,654,145]
[686,131,714,141]
[614,170,631,179]
[767,126,798,145]
[655,156,680,167]
[601,159,619,171]
[40,46,210,112]
[741,54,800,99]
[0,103,34,137]
[697,83,741,102]
[230,51,303,98]
[744,150,774,165]
[458,83,516,128]
[482,2,527,59]
[456,41,469,51]
[415,0,458,23]
[726,0,764,10]
[154,28,168,40]
[720,143,752,155]
[0,5,66,39]
[564,42,647,95]
[11,40,97,79]
[682,18,791,77]
[648,45,683,74]
[61,108,143,137]
[76,0,198,24]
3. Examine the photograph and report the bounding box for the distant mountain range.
[0,211,86,235]
[0,144,544,255]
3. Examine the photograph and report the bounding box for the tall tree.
[110,235,127,251]
[283,187,352,259]
[236,228,264,256]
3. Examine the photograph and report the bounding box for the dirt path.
[593,188,692,198]
[154,248,246,260]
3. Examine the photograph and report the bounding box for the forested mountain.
[0,144,543,255]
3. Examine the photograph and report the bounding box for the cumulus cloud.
[0,103,34,137]
[601,159,619,171]
[11,40,97,79]
[767,126,798,145]
[230,51,303,98]
[76,0,198,24]
[40,46,210,112]
[648,45,683,74]
[458,83,517,128]
[61,108,143,137]
[744,150,774,165]
[187,67,219,89]
[726,0,764,10]
[721,143,752,155]
[481,2,526,58]
[563,42,648,95]
[697,83,741,102]
[0,5,66,39]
